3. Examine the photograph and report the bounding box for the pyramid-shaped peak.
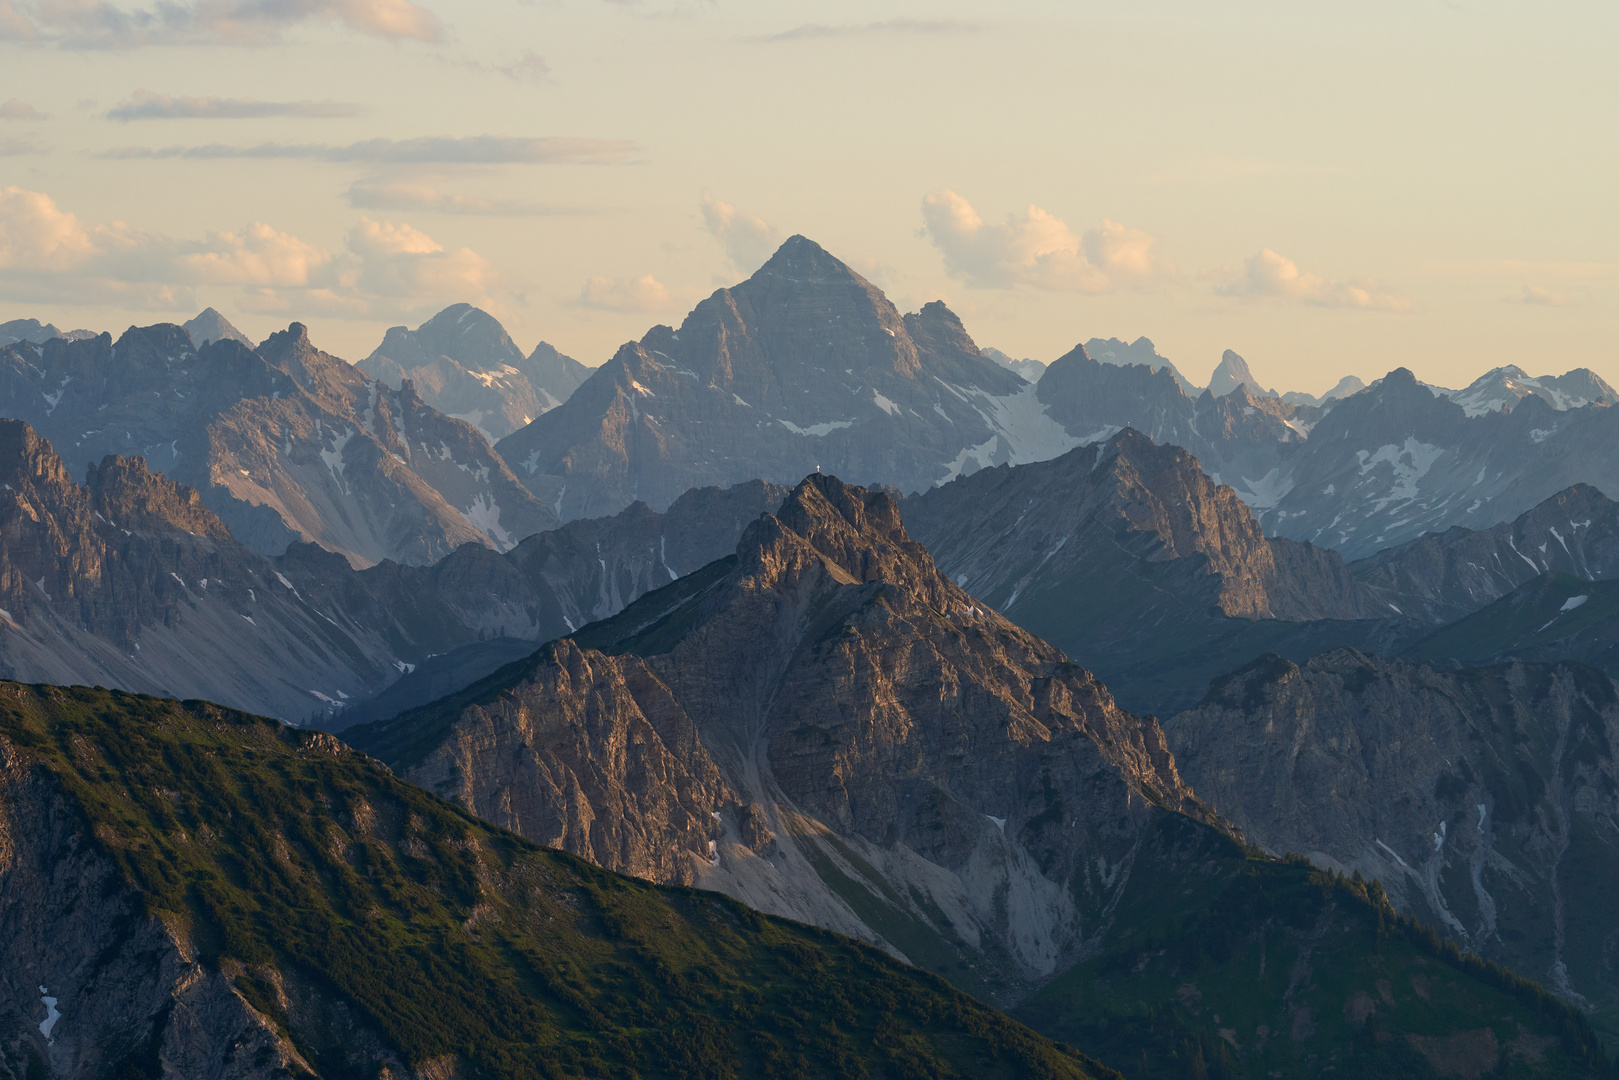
[749,235,869,285]
[183,307,252,348]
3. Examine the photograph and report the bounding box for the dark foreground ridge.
[0,683,1111,1080]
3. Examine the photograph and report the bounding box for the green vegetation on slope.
[1017,816,1614,1080]
[0,682,1113,1080]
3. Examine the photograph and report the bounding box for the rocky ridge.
[349,473,1213,1002]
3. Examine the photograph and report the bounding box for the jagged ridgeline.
[0,684,1113,1080]
[347,474,1613,1079]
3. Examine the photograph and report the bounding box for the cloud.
[0,138,47,155]
[454,49,551,85]
[0,185,498,319]
[102,135,638,164]
[1216,248,1409,311]
[756,19,980,43]
[1515,284,1570,307]
[573,274,670,312]
[921,189,1172,292]
[700,194,779,274]
[344,180,589,217]
[1,0,444,47]
[0,100,46,120]
[106,91,362,122]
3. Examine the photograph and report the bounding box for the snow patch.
[1560,594,1589,612]
[1477,804,1487,832]
[38,987,60,1042]
[1356,439,1445,511]
[777,418,854,437]
[986,815,1007,832]
[394,660,416,674]
[1234,467,1295,510]
[871,389,901,416]
[460,493,512,548]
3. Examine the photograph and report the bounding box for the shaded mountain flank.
[0,321,558,567]
[344,474,1611,1078]
[905,430,1619,715]
[902,431,1409,716]
[0,683,1113,1080]
[360,304,591,441]
[1166,649,1619,1041]
[0,417,783,724]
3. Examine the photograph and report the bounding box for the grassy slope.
[1016,816,1614,1080]
[0,682,1113,1080]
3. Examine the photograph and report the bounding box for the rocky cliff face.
[1166,649,1619,1019]
[349,473,1218,1003]
[494,237,1071,521]
[0,419,782,725]
[0,684,1103,1080]
[360,304,590,441]
[0,322,560,567]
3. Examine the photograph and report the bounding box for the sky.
[0,0,1615,394]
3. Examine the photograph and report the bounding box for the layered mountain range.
[0,416,781,723]
[344,474,1613,1077]
[361,303,590,441]
[0,322,559,566]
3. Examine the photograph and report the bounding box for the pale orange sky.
[0,0,1615,394]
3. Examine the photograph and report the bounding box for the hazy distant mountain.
[0,318,95,346]
[0,323,559,566]
[1282,374,1366,407]
[1206,348,1273,398]
[1082,335,1199,395]
[496,236,1071,521]
[982,346,1047,382]
[181,306,253,347]
[361,304,591,440]
[1447,363,1618,417]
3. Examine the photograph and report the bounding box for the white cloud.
[921,189,1172,292]
[1216,248,1409,311]
[1516,284,1569,307]
[700,194,779,274]
[573,274,670,312]
[3,0,444,47]
[0,100,45,120]
[106,91,360,121]
[0,186,498,319]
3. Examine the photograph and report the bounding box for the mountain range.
[0,416,780,724]
[343,473,1614,1077]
